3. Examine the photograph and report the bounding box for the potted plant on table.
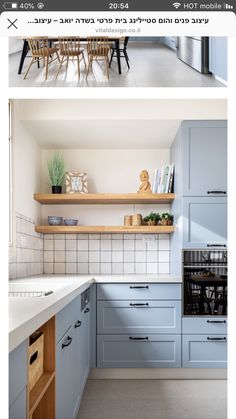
[48,153,65,194]
[160,213,173,226]
[143,212,160,226]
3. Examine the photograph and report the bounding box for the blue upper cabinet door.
[209,37,227,82]
[183,197,227,248]
[182,121,227,197]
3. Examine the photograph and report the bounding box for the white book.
[152,169,158,193]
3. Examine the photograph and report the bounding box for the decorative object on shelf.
[64,218,78,226]
[48,153,65,194]
[138,170,151,193]
[66,172,88,194]
[124,215,132,226]
[143,212,160,226]
[160,213,174,226]
[28,331,44,392]
[48,216,63,226]
[132,213,142,226]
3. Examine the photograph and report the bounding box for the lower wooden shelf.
[29,372,55,417]
[35,225,175,234]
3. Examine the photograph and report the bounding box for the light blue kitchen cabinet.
[9,340,27,418]
[97,283,181,301]
[97,334,181,368]
[56,295,80,344]
[183,197,227,248]
[182,121,227,197]
[97,300,181,335]
[9,389,27,419]
[182,317,227,335]
[209,37,227,82]
[56,326,76,419]
[73,300,90,417]
[182,334,227,368]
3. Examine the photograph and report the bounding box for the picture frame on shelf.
[65,172,88,194]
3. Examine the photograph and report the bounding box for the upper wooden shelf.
[34,193,175,205]
[35,225,175,234]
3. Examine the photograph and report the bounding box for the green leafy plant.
[48,153,65,186]
[143,212,160,224]
[160,213,173,225]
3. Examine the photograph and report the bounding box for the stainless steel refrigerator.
[176,37,209,73]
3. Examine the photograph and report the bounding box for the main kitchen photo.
[9,98,227,419]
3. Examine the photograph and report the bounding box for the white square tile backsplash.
[9,217,170,278]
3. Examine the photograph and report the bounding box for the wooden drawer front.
[97,301,181,334]
[182,335,227,368]
[97,335,181,368]
[182,317,227,335]
[97,284,181,301]
[56,295,81,343]
[9,340,27,407]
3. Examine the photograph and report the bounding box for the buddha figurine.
[138,170,151,193]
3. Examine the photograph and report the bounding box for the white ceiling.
[22,120,181,149]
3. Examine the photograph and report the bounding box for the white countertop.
[9,274,181,352]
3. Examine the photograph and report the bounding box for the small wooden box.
[28,331,44,391]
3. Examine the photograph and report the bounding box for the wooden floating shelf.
[35,225,175,234]
[34,193,175,205]
[29,372,55,416]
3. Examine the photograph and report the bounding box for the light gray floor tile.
[9,42,225,88]
[77,379,227,419]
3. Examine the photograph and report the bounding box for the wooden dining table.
[18,37,124,76]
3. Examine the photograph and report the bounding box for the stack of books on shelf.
[152,163,174,194]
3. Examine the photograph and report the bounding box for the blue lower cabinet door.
[182,335,227,368]
[97,300,181,334]
[9,388,26,419]
[9,340,27,408]
[97,335,181,368]
[56,327,76,419]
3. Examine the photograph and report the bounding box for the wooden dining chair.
[24,37,60,81]
[56,37,86,80]
[86,37,110,79]
[109,37,130,69]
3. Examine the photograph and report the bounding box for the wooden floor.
[77,379,227,419]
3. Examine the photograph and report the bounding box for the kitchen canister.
[124,215,132,226]
[132,213,142,226]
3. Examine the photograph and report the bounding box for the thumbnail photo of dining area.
[9,36,227,87]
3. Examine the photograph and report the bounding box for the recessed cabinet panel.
[182,122,227,197]
[183,197,227,248]
[9,389,26,419]
[9,340,27,408]
[56,296,80,344]
[182,335,227,368]
[97,284,181,301]
[97,334,181,368]
[97,301,181,334]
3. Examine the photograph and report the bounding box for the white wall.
[9,38,23,55]
[41,149,170,224]
[12,101,42,223]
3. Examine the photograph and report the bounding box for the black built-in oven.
[183,250,227,316]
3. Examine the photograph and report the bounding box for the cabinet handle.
[84,307,90,313]
[62,336,72,349]
[129,337,149,341]
[207,191,226,195]
[207,337,227,341]
[129,303,149,307]
[207,320,226,324]
[74,320,82,328]
[207,244,227,248]
[129,286,149,289]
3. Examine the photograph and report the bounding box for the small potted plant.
[143,212,160,226]
[48,153,65,194]
[160,213,173,226]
